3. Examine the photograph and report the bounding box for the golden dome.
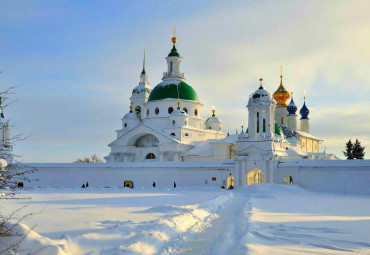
[273,75,290,106]
[172,36,177,44]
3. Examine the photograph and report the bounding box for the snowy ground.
[1,184,369,255]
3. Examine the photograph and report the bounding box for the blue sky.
[1,0,369,162]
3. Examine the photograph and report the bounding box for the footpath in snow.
[1,185,369,255]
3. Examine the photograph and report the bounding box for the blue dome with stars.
[300,101,309,119]
[287,98,297,115]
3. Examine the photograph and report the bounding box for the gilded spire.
[212,106,215,117]
[273,65,290,106]
[168,26,180,57]
[172,25,177,44]
[129,102,133,112]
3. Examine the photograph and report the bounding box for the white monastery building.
[1,32,369,194]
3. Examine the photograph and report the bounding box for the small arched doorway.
[246,168,263,185]
[226,174,235,189]
[285,176,293,185]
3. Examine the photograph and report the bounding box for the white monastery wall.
[26,162,236,189]
[20,160,370,195]
[276,159,370,194]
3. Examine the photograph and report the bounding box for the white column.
[174,152,179,162]
[159,152,164,162]
[265,107,272,138]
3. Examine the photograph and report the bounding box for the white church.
[1,33,369,194]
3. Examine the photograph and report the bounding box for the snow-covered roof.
[295,130,322,141]
[183,140,214,156]
[212,134,238,144]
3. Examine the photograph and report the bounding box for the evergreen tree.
[343,139,354,159]
[353,139,365,159]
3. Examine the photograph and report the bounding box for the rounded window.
[124,123,127,128]
[170,133,176,136]
[183,107,188,113]
[184,133,189,137]
[146,153,156,159]
[194,109,198,116]
[172,120,176,126]
[155,107,159,115]
[168,107,174,114]
[209,127,212,129]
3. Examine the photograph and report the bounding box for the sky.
[0,0,369,162]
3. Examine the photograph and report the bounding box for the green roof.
[148,81,199,102]
[168,45,180,57]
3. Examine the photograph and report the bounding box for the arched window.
[172,120,176,126]
[209,127,212,129]
[146,153,156,159]
[170,61,173,72]
[155,107,159,115]
[147,109,149,116]
[168,107,174,114]
[135,106,141,119]
[124,123,127,128]
[194,109,198,116]
[185,120,187,125]
[281,116,284,125]
[170,133,176,136]
[183,107,188,113]
[184,133,189,137]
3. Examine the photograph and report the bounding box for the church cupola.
[163,26,185,81]
[205,108,223,131]
[299,92,310,133]
[287,92,298,131]
[273,66,290,126]
[169,101,189,128]
[299,99,310,119]
[273,66,290,107]
[287,93,298,115]
[119,103,141,137]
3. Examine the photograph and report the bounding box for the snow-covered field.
[1,184,370,255]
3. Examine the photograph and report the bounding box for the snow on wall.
[21,160,370,194]
[276,159,370,194]
[25,162,236,189]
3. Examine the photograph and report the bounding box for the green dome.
[148,81,199,102]
[168,45,180,57]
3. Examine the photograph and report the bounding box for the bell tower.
[129,50,153,119]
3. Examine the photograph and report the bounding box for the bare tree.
[75,154,104,163]
[0,86,38,254]
[0,87,37,194]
